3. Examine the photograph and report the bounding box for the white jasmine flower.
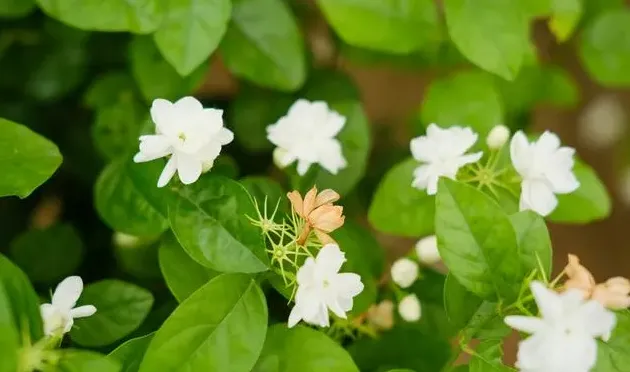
[505,281,616,372]
[390,258,419,288]
[40,276,96,336]
[415,235,441,265]
[267,99,347,176]
[410,124,483,195]
[133,97,234,188]
[288,244,363,328]
[510,131,580,216]
[486,124,510,149]
[398,294,421,322]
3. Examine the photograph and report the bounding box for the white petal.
[456,152,483,167]
[535,131,561,154]
[176,153,202,185]
[157,156,178,188]
[199,108,224,134]
[317,140,347,175]
[287,305,303,328]
[150,98,175,134]
[62,317,75,333]
[321,110,346,138]
[530,281,563,321]
[70,305,97,319]
[287,99,312,117]
[426,174,440,195]
[173,96,203,112]
[580,300,616,340]
[520,179,558,216]
[273,148,296,168]
[216,127,234,145]
[504,315,545,334]
[138,135,172,156]
[195,142,221,165]
[510,131,531,176]
[411,164,431,191]
[410,136,436,163]
[315,244,346,275]
[296,258,316,286]
[296,159,312,176]
[52,276,83,311]
[333,273,364,298]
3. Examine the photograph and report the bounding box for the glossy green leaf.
[130,36,207,102]
[316,0,440,54]
[435,179,524,301]
[94,159,170,236]
[0,283,19,372]
[549,160,611,223]
[84,73,138,109]
[368,158,435,237]
[168,175,269,273]
[71,280,154,347]
[91,101,146,161]
[548,0,582,42]
[50,350,121,372]
[419,71,503,137]
[253,325,359,372]
[35,0,163,33]
[579,9,630,87]
[109,333,154,372]
[0,118,62,198]
[594,310,630,372]
[349,324,451,372]
[139,274,268,372]
[0,0,35,18]
[229,87,293,152]
[444,274,484,330]
[509,211,552,278]
[10,223,83,283]
[0,254,43,341]
[153,0,231,76]
[221,0,306,91]
[158,233,216,302]
[444,0,529,80]
[469,339,513,372]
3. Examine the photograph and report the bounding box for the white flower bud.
[390,258,419,288]
[398,294,421,322]
[415,235,441,265]
[486,125,510,149]
[113,232,141,249]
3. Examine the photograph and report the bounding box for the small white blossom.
[510,131,580,216]
[398,294,421,322]
[505,281,616,372]
[415,235,441,265]
[288,244,363,328]
[390,258,419,288]
[267,99,347,176]
[134,97,234,188]
[410,124,483,195]
[40,276,96,336]
[486,124,510,149]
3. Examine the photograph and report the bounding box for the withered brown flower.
[287,186,345,245]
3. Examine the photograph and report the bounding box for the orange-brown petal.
[287,190,305,218]
[302,186,318,216]
[592,280,630,309]
[310,205,345,232]
[564,254,596,292]
[313,189,340,209]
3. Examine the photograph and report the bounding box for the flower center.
[178,132,187,142]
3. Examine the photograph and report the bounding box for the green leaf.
[153,0,231,76]
[435,179,523,301]
[35,0,163,33]
[549,159,611,223]
[10,223,83,283]
[84,73,138,109]
[331,222,381,314]
[95,159,170,236]
[130,36,208,102]
[410,269,458,339]
[368,158,435,237]
[109,333,154,372]
[289,100,370,196]
[594,310,630,372]
[240,176,289,217]
[0,254,43,341]
[0,118,62,198]
[253,325,359,372]
[70,280,154,347]
[220,0,306,91]
[316,0,441,54]
[229,87,292,152]
[168,175,269,273]
[139,274,268,372]
[91,96,146,161]
[159,233,216,302]
[349,324,451,372]
[419,71,503,137]
[509,211,552,278]
[579,9,630,87]
[0,0,35,18]
[0,283,19,372]
[469,339,513,372]
[50,350,121,372]
[444,0,529,80]
[444,273,484,330]
[548,0,583,42]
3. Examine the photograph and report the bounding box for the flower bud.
[390,258,419,288]
[398,294,421,322]
[367,300,394,330]
[415,235,440,265]
[486,125,510,149]
[592,277,630,310]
